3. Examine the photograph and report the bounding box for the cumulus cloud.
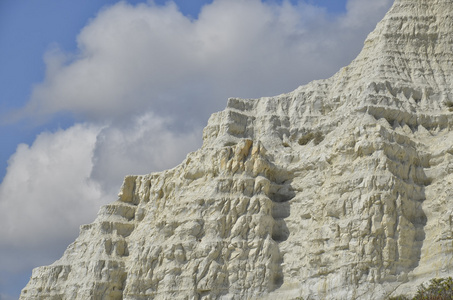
[91,112,201,194]
[0,0,394,296]
[19,0,392,127]
[0,125,105,267]
[0,115,201,272]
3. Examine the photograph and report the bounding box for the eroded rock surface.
[20,0,453,299]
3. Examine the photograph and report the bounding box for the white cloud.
[19,0,392,127]
[0,124,106,269]
[91,112,201,194]
[0,116,200,273]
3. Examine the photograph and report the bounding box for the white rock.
[20,0,453,299]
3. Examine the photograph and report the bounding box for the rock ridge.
[20,0,453,299]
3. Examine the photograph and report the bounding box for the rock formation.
[20,0,453,299]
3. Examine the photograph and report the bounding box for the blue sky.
[0,0,393,298]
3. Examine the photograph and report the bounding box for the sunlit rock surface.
[20,0,453,299]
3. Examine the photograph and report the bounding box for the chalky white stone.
[20,0,453,299]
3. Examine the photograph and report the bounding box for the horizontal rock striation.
[20,0,453,299]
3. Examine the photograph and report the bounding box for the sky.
[0,0,393,298]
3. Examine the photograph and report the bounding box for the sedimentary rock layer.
[20,0,453,299]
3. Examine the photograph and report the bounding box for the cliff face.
[20,0,453,299]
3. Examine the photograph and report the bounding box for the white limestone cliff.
[20,0,453,299]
